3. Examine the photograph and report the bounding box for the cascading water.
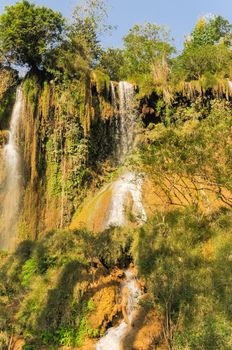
[107,82,147,229]
[228,80,232,93]
[0,87,23,250]
[96,269,141,350]
[97,172,146,348]
[111,81,117,110]
[118,82,137,157]
[106,172,147,228]
[111,81,138,162]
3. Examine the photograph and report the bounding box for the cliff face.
[15,72,118,242]
[0,70,119,248]
[1,70,231,246]
[1,69,147,248]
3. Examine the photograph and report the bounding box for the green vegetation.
[121,23,174,81]
[172,16,232,83]
[136,99,232,208]
[1,209,232,349]
[0,0,65,69]
[133,208,232,349]
[187,15,232,48]
[0,67,17,128]
[0,228,130,348]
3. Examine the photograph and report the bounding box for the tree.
[72,0,115,64]
[187,15,232,48]
[98,48,125,81]
[172,44,232,81]
[122,23,175,79]
[172,15,232,82]
[0,0,65,69]
[133,209,232,349]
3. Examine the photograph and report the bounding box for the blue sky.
[1,0,232,52]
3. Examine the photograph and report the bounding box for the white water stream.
[96,270,141,350]
[0,87,23,249]
[111,82,138,162]
[228,80,232,93]
[106,172,147,228]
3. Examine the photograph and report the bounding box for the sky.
[1,0,232,52]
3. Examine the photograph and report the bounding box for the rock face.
[87,270,122,334]
[0,73,123,246]
[0,76,146,247]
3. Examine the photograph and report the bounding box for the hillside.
[0,1,232,350]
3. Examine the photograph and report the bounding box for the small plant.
[22,345,37,350]
[20,258,38,287]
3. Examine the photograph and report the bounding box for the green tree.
[133,209,232,349]
[187,15,232,48]
[172,43,232,81]
[72,0,115,63]
[98,48,125,80]
[0,0,65,69]
[122,23,175,79]
[173,15,232,82]
[47,34,92,79]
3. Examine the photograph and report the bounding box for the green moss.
[40,81,51,118]
[92,69,110,96]
[45,139,62,197]
[0,87,16,129]
[20,258,38,287]
[46,161,62,197]
[23,76,40,112]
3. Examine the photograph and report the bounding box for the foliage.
[0,0,65,69]
[98,48,125,81]
[50,34,92,79]
[121,22,174,80]
[20,258,38,287]
[172,43,232,82]
[0,227,130,347]
[71,0,114,65]
[170,15,232,91]
[132,208,232,349]
[138,99,232,208]
[187,15,232,48]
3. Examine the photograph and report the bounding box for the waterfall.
[0,87,23,250]
[96,85,146,349]
[228,80,232,93]
[111,81,117,110]
[107,83,146,228]
[96,269,141,350]
[111,81,138,162]
[106,172,147,228]
[118,82,137,158]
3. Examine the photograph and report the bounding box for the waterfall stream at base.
[0,87,23,250]
[96,270,141,350]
